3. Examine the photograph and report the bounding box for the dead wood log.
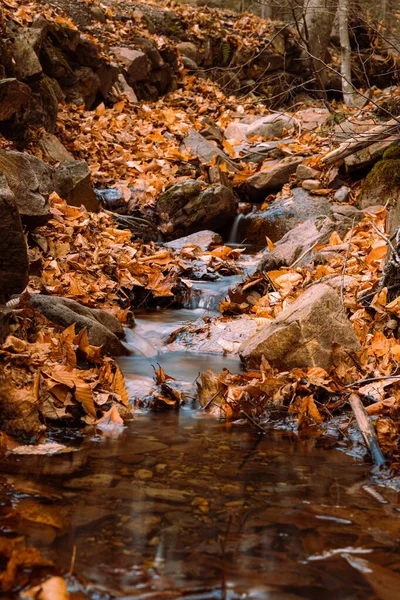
[349,393,386,467]
[322,118,400,165]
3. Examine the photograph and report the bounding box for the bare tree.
[339,0,356,104]
[302,0,338,85]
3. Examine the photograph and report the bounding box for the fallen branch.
[321,118,400,166]
[348,393,386,467]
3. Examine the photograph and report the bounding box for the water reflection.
[2,412,400,599]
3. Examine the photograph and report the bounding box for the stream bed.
[2,251,400,599]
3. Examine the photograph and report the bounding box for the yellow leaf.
[112,365,129,406]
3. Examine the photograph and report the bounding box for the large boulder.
[157,180,236,240]
[54,161,99,212]
[29,295,125,355]
[246,113,296,139]
[259,209,362,271]
[0,174,29,297]
[11,32,43,81]
[243,156,304,201]
[239,187,332,244]
[239,284,360,371]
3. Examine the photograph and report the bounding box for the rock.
[296,163,321,181]
[345,139,395,172]
[182,129,236,171]
[38,132,74,163]
[239,187,332,244]
[239,284,360,371]
[8,75,59,139]
[297,107,330,131]
[29,295,125,355]
[0,311,11,344]
[302,179,321,191]
[0,149,52,227]
[182,56,198,71]
[66,66,101,109]
[133,4,184,38]
[224,122,249,142]
[55,161,99,212]
[75,36,101,69]
[157,180,236,240]
[243,156,303,201]
[96,62,119,100]
[176,42,198,63]
[334,117,376,142]
[112,47,150,84]
[114,73,138,103]
[259,210,362,271]
[0,174,29,296]
[246,113,296,139]
[40,41,75,84]
[334,185,350,203]
[0,78,31,121]
[165,230,222,251]
[359,147,400,210]
[11,33,42,81]
[132,38,164,69]
[149,63,176,95]
[90,5,107,22]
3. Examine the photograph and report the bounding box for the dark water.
[2,252,400,598]
[2,412,400,599]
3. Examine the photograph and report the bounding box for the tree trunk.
[302,0,339,86]
[338,0,355,105]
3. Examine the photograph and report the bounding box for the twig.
[289,241,319,268]
[69,545,77,576]
[368,220,400,265]
[340,217,356,303]
[200,388,224,411]
[344,374,400,388]
[240,409,268,433]
[348,393,386,467]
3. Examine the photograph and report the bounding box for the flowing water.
[2,250,400,599]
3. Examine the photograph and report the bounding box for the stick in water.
[348,393,386,467]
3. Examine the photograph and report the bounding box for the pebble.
[133,469,153,480]
[334,185,350,203]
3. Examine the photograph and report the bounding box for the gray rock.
[40,41,75,84]
[0,78,31,121]
[259,211,362,272]
[239,284,360,371]
[165,230,222,251]
[224,122,250,142]
[96,62,119,100]
[90,5,107,22]
[334,185,350,203]
[239,187,332,244]
[66,66,101,109]
[182,56,198,71]
[176,42,198,64]
[297,107,330,131]
[157,180,236,240]
[182,129,237,171]
[112,47,150,84]
[0,149,53,227]
[11,32,42,81]
[243,156,303,201]
[114,73,138,103]
[55,161,99,212]
[302,179,321,191]
[29,295,125,355]
[296,163,321,181]
[38,132,74,163]
[0,174,29,297]
[246,113,296,139]
[132,38,164,69]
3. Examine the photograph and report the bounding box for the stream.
[2,246,400,599]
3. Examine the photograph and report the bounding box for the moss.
[361,157,400,203]
[383,145,400,160]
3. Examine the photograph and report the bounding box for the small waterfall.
[122,329,158,357]
[228,214,243,245]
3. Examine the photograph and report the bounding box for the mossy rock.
[359,153,400,209]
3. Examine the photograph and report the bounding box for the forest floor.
[1,0,400,595]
